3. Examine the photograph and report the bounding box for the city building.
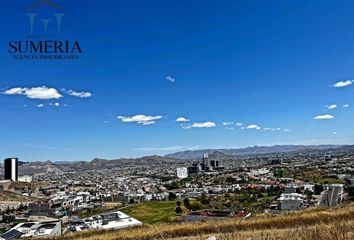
[278,193,306,211]
[68,211,142,232]
[188,163,202,174]
[210,159,220,168]
[187,154,224,174]
[349,179,354,187]
[4,158,18,182]
[176,167,188,179]
[18,175,33,183]
[319,184,344,207]
[271,159,283,165]
[203,154,210,170]
[284,185,301,193]
[0,221,62,240]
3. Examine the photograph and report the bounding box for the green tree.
[200,194,210,205]
[304,189,313,199]
[168,192,177,200]
[165,182,179,190]
[183,198,191,210]
[18,203,24,211]
[314,184,323,195]
[189,202,202,211]
[175,206,183,215]
[5,206,11,214]
[274,169,284,178]
[346,186,354,197]
[226,177,236,183]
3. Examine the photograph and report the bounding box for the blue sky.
[0,0,354,161]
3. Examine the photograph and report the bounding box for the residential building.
[319,184,344,207]
[0,221,62,240]
[278,193,306,211]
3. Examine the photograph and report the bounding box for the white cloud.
[236,122,243,127]
[314,114,334,120]
[36,104,44,108]
[246,124,261,130]
[4,87,24,95]
[66,90,92,98]
[176,117,190,122]
[263,127,285,131]
[333,80,354,88]
[49,102,61,107]
[326,104,337,110]
[333,131,338,135]
[117,114,162,125]
[183,121,216,129]
[222,121,234,126]
[3,86,62,100]
[343,104,349,108]
[166,75,176,83]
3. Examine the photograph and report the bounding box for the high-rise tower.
[4,158,18,181]
[203,154,210,170]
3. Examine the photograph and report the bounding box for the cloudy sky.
[0,0,354,161]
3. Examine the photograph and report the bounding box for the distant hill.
[165,145,345,159]
[2,144,353,175]
[12,155,184,175]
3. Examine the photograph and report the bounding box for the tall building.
[203,154,210,170]
[210,160,219,168]
[4,158,18,181]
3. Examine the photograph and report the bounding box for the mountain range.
[0,155,184,176]
[165,144,346,159]
[1,145,353,176]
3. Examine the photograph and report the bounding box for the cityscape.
[0,144,354,239]
[1,0,354,239]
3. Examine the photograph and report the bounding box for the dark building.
[188,154,224,174]
[204,154,223,171]
[210,160,219,168]
[4,158,18,181]
[271,159,283,165]
[188,163,202,174]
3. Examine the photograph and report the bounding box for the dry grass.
[0,191,35,202]
[50,203,354,240]
[173,221,354,240]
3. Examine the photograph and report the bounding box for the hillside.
[0,155,184,176]
[165,144,347,159]
[48,203,354,240]
[0,191,35,202]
